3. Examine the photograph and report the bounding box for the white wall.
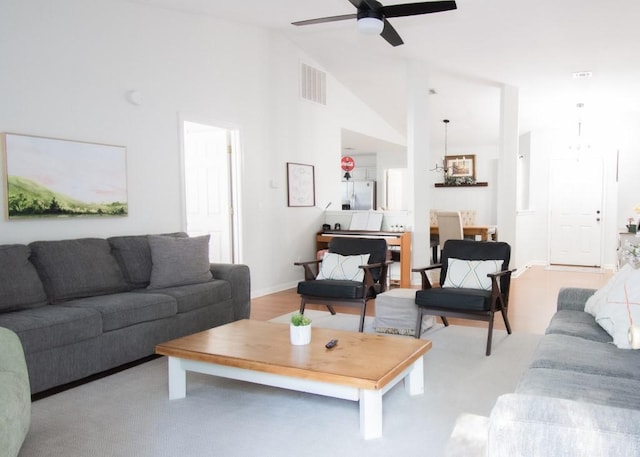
[0,0,405,297]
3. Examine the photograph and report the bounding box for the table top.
[156,319,431,390]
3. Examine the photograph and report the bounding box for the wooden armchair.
[412,239,515,355]
[295,237,390,332]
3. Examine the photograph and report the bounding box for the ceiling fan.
[292,0,457,47]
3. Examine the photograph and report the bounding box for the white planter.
[290,323,311,345]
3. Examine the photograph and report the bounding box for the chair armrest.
[361,261,393,293]
[294,259,321,281]
[412,264,442,289]
[487,268,516,279]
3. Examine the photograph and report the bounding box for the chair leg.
[501,307,512,334]
[441,316,449,327]
[358,301,367,333]
[299,298,306,315]
[326,304,337,315]
[486,314,495,356]
[414,307,424,339]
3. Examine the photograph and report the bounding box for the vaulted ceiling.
[130,0,640,152]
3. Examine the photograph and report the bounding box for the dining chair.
[435,211,464,261]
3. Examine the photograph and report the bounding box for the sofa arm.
[0,327,31,457]
[557,287,597,312]
[488,394,640,457]
[210,263,251,320]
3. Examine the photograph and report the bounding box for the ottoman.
[374,288,435,336]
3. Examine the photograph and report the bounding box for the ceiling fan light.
[357,17,384,35]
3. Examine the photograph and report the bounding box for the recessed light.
[572,71,593,79]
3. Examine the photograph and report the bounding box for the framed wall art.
[2,133,128,219]
[445,154,476,180]
[286,162,315,207]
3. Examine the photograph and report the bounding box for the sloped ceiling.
[128,0,640,151]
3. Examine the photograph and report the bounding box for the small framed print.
[445,155,476,180]
[286,162,315,207]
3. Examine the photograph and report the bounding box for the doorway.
[182,120,240,263]
[548,156,604,267]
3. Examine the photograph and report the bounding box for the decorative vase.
[628,224,637,234]
[290,323,311,345]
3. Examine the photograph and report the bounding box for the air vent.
[300,62,326,105]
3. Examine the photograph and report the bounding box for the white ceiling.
[130,0,640,152]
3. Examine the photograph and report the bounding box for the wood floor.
[250,265,612,335]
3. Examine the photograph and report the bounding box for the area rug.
[20,316,542,457]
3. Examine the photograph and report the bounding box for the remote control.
[325,339,338,349]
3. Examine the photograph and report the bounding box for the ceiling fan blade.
[292,14,356,26]
[383,1,457,18]
[380,18,404,46]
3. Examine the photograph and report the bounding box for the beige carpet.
[20,316,541,457]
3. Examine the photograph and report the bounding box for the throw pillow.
[147,235,213,289]
[316,253,370,282]
[442,258,503,291]
[591,265,640,349]
[585,264,632,316]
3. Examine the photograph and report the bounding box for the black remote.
[325,339,338,349]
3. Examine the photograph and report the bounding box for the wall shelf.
[434,182,488,188]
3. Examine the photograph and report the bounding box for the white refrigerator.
[341,180,376,211]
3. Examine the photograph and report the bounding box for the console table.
[316,231,412,288]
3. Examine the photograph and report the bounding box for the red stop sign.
[341,156,355,172]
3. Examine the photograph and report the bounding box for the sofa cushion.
[530,333,640,380]
[0,306,102,353]
[0,245,48,312]
[29,238,130,304]
[149,280,232,314]
[108,232,188,288]
[61,292,177,331]
[517,367,640,411]
[545,310,613,343]
[147,235,213,289]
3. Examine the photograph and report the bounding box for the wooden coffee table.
[155,319,431,439]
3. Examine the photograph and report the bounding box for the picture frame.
[286,162,315,207]
[445,154,476,180]
[2,133,128,219]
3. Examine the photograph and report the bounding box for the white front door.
[549,156,603,266]
[183,121,235,263]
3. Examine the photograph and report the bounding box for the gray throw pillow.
[147,235,213,289]
[0,244,49,311]
[109,232,188,288]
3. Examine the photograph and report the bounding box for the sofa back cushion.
[108,232,188,288]
[29,238,130,303]
[0,245,49,312]
[147,234,213,289]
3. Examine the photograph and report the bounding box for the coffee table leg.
[167,357,186,400]
[360,389,383,439]
[404,356,424,396]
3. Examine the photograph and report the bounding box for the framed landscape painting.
[2,133,128,219]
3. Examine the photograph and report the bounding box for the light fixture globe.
[357,17,384,34]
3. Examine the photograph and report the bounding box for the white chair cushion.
[442,258,503,291]
[316,253,370,281]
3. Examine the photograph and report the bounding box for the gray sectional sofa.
[475,287,640,456]
[0,233,251,395]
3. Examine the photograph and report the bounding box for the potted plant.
[290,312,312,345]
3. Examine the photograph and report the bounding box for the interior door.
[549,156,603,266]
[183,121,234,263]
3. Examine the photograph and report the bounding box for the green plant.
[290,312,311,326]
